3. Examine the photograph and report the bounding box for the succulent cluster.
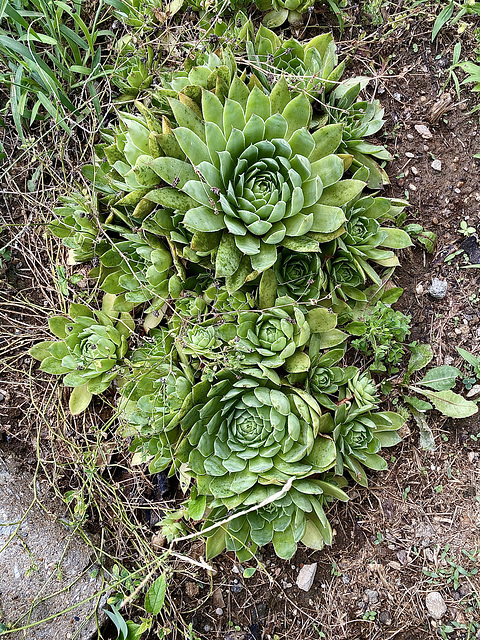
[31,27,417,561]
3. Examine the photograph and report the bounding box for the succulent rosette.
[204,476,349,560]
[180,325,221,357]
[177,372,336,498]
[124,367,196,473]
[139,76,365,291]
[348,371,379,411]
[273,250,326,300]
[204,284,255,319]
[236,297,311,370]
[325,249,366,303]
[98,236,173,313]
[49,191,108,264]
[159,51,234,100]
[255,0,315,27]
[339,195,411,283]
[29,298,134,414]
[247,28,346,100]
[318,396,404,487]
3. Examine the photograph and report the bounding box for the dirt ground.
[1,4,480,640]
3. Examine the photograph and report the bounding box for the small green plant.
[423,545,479,591]
[363,610,377,621]
[348,303,411,373]
[457,347,480,388]
[403,223,437,253]
[458,220,477,237]
[432,0,480,41]
[28,297,134,414]
[442,41,463,98]
[373,531,383,545]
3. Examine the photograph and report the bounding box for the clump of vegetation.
[349,302,411,373]
[28,22,478,568]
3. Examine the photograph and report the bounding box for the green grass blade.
[36,91,71,134]
[10,65,25,141]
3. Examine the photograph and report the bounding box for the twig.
[172,477,294,544]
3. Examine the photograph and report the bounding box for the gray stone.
[296,563,317,592]
[365,589,379,604]
[0,451,106,639]
[379,610,392,625]
[429,278,448,299]
[426,591,447,619]
[431,159,442,171]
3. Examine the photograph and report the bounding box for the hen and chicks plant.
[30,26,430,562]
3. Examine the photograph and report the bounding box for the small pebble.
[431,159,442,171]
[416,284,424,295]
[379,610,392,625]
[230,579,242,594]
[365,589,379,604]
[411,166,418,175]
[454,188,461,194]
[405,152,415,158]
[407,133,414,141]
[428,278,447,300]
[215,608,224,616]
[426,592,447,620]
[467,385,480,398]
[409,184,417,191]
[0,393,4,402]
[296,563,317,592]
[415,123,432,138]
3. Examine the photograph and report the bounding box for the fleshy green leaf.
[306,308,337,333]
[69,384,93,415]
[318,179,365,207]
[310,124,343,162]
[29,341,56,361]
[282,93,311,139]
[48,316,70,339]
[380,228,414,249]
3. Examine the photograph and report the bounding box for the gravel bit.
[296,563,317,592]
[426,591,447,619]
[428,278,448,299]
[365,589,379,604]
[415,124,433,139]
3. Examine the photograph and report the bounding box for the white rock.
[296,563,317,592]
[467,385,480,398]
[426,591,447,619]
[431,159,442,171]
[415,124,433,139]
[428,278,447,299]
